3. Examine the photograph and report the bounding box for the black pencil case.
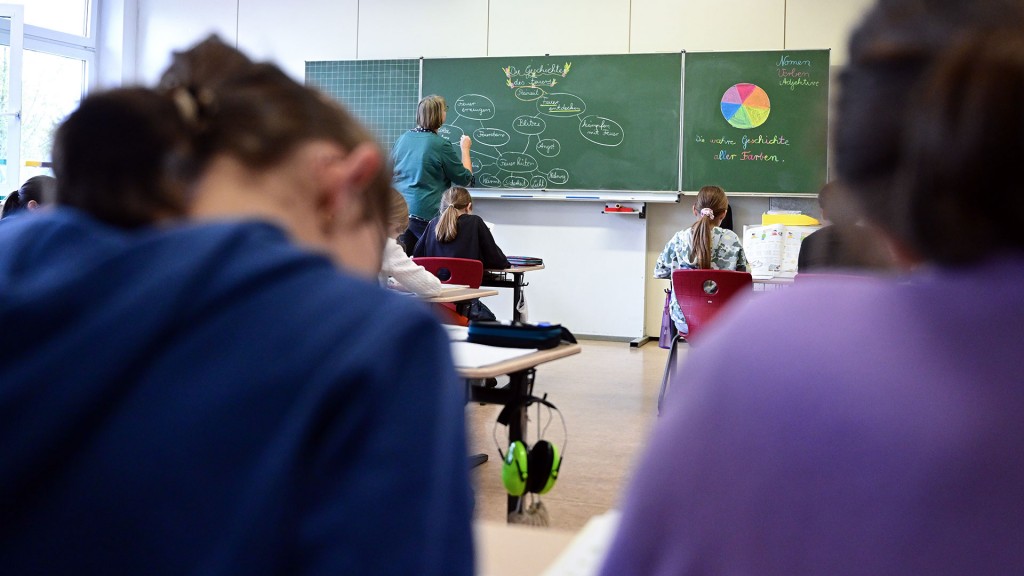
[467,321,576,349]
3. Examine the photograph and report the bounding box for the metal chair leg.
[657,332,682,415]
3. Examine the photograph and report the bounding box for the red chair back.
[671,269,752,341]
[412,257,484,288]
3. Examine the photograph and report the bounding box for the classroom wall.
[122,0,875,338]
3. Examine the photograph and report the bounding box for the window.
[0,1,93,195]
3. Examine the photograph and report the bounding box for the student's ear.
[691,204,698,217]
[313,142,383,222]
[26,199,39,210]
[467,201,473,213]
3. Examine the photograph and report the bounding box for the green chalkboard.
[306,59,420,152]
[422,53,681,193]
[682,50,829,194]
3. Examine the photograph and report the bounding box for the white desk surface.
[444,325,581,379]
[476,510,621,576]
[424,286,499,303]
[475,521,575,576]
[455,342,581,380]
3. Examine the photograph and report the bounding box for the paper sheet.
[541,510,622,576]
[450,341,538,369]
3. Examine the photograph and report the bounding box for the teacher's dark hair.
[834,0,1024,246]
[52,88,194,228]
[897,31,1024,263]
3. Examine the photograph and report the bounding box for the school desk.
[482,264,545,323]
[423,286,499,303]
[447,326,581,518]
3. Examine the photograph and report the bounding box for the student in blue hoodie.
[0,37,473,576]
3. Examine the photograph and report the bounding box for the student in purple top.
[601,1,1024,575]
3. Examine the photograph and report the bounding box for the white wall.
[237,0,360,80]
[120,0,876,338]
[135,0,237,85]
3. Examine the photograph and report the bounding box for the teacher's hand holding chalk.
[459,135,473,173]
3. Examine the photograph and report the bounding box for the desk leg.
[511,273,524,324]
[506,367,535,517]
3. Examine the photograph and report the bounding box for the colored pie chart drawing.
[720,83,771,129]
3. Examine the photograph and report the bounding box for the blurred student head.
[53,89,194,228]
[895,30,1024,263]
[387,188,410,240]
[834,0,1024,264]
[1,175,57,219]
[157,35,391,277]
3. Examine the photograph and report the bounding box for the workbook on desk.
[742,223,820,278]
[506,256,544,267]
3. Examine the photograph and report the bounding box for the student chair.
[412,257,484,288]
[413,257,485,326]
[658,269,752,414]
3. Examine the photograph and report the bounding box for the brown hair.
[158,35,391,228]
[387,189,410,239]
[416,95,446,132]
[835,0,1024,253]
[689,185,728,269]
[436,186,472,242]
[897,31,1024,263]
[52,88,194,228]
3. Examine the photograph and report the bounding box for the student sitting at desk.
[414,186,510,320]
[653,185,747,334]
[797,179,894,273]
[0,37,473,576]
[381,188,443,296]
[601,3,1024,574]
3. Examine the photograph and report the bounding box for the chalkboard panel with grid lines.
[306,59,420,152]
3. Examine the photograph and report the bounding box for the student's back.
[0,208,471,574]
[413,186,510,270]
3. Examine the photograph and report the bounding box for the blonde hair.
[387,189,410,239]
[416,95,446,132]
[689,185,729,269]
[436,186,472,242]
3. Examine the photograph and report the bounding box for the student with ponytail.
[413,186,510,270]
[653,185,747,333]
[413,186,510,321]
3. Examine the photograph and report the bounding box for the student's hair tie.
[700,207,714,218]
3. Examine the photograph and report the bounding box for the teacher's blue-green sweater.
[0,209,473,575]
[391,130,473,220]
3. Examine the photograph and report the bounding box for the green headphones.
[496,396,566,497]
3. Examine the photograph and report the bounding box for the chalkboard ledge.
[469,189,679,203]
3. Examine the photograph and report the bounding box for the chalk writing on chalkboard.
[683,50,829,194]
[424,54,681,192]
[436,62,626,189]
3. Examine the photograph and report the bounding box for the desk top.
[424,287,499,303]
[455,341,581,380]
[487,264,545,274]
[475,521,575,576]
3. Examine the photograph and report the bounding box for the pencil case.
[467,321,576,350]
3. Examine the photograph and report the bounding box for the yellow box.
[761,213,820,226]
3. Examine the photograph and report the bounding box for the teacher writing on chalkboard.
[391,95,474,255]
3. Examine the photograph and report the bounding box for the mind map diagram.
[436,61,625,189]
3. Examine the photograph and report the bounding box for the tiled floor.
[467,339,686,531]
